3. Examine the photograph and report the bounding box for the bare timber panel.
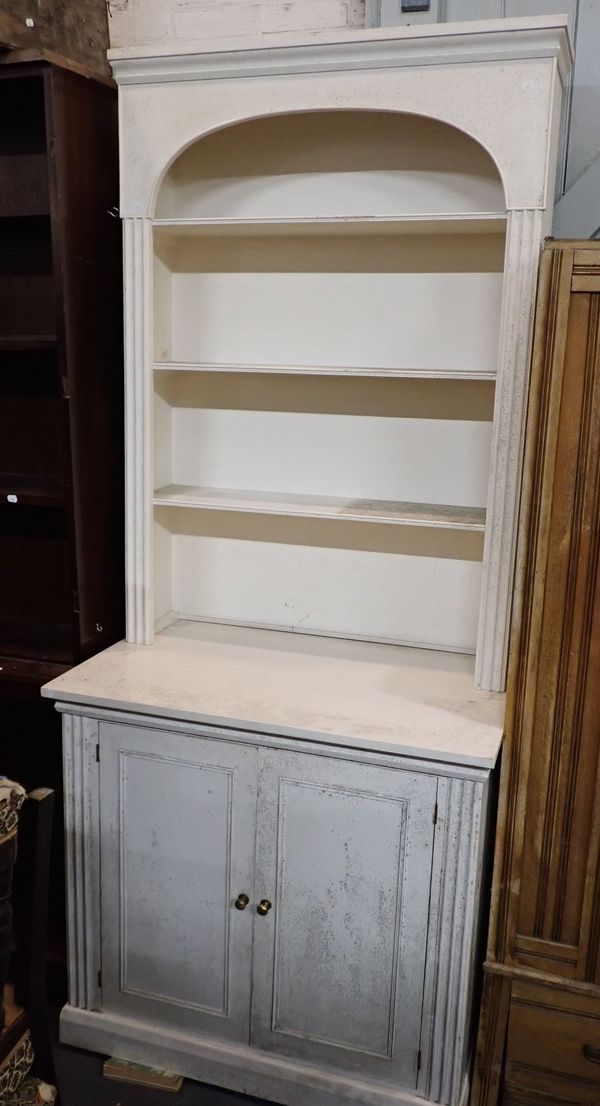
[471,242,600,1106]
[0,1,110,78]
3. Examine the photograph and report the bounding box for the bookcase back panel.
[165,270,502,372]
[0,352,62,479]
[0,215,55,339]
[0,154,49,217]
[0,77,46,156]
[154,253,172,368]
[155,403,493,509]
[155,234,504,373]
[156,111,505,220]
[154,511,483,651]
[0,503,72,662]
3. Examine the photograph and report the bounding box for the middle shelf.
[153,372,495,513]
[152,484,486,531]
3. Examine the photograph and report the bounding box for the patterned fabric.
[1,1077,57,1105]
[0,1032,34,1101]
[0,783,26,847]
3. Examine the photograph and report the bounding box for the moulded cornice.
[109,15,572,88]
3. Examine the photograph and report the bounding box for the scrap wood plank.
[103,1057,184,1092]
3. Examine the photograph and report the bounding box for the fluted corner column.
[123,217,154,644]
[475,208,545,691]
[63,713,102,1012]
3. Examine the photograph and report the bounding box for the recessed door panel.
[99,723,257,1042]
[251,749,437,1086]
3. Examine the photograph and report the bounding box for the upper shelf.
[153,213,507,239]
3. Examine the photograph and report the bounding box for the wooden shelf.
[0,336,57,352]
[0,615,73,666]
[153,361,497,381]
[0,653,70,688]
[153,212,507,238]
[0,474,65,507]
[153,484,486,531]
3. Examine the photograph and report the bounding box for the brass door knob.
[257,898,272,916]
[234,893,249,911]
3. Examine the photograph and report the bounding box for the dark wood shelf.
[0,62,124,678]
[0,653,69,688]
[0,475,65,507]
[0,614,73,666]
[0,337,56,351]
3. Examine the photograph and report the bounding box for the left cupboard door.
[98,722,258,1043]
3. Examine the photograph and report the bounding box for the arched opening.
[155,109,505,219]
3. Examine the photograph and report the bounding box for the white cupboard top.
[42,622,504,768]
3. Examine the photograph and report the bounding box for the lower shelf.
[0,612,73,664]
[0,653,70,690]
[154,505,484,653]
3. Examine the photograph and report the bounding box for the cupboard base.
[59,1005,469,1106]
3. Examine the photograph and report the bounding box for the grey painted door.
[98,723,258,1042]
[251,748,437,1087]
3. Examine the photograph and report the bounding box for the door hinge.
[97,969,102,989]
[72,589,80,614]
[417,1049,422,1072]
[433,802,438,825]
[96,744,100,763]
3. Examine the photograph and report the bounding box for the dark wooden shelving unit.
[0,54,124,991]
[0,57,124,690]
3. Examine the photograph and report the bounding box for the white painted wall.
[107,0,365,48]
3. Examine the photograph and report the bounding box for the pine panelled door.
[473,242,600,1105]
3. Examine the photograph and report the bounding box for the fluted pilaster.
[476,208,545,690]
[123,217,153,644]
[63,714,102,1011]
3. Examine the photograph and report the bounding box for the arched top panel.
[114,24,569,216]
[154,110,505,220]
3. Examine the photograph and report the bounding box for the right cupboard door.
[251,748,437,1087]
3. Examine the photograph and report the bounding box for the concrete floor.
[52,1016,270,1106]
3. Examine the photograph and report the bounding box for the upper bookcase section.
[109,15,572,221]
